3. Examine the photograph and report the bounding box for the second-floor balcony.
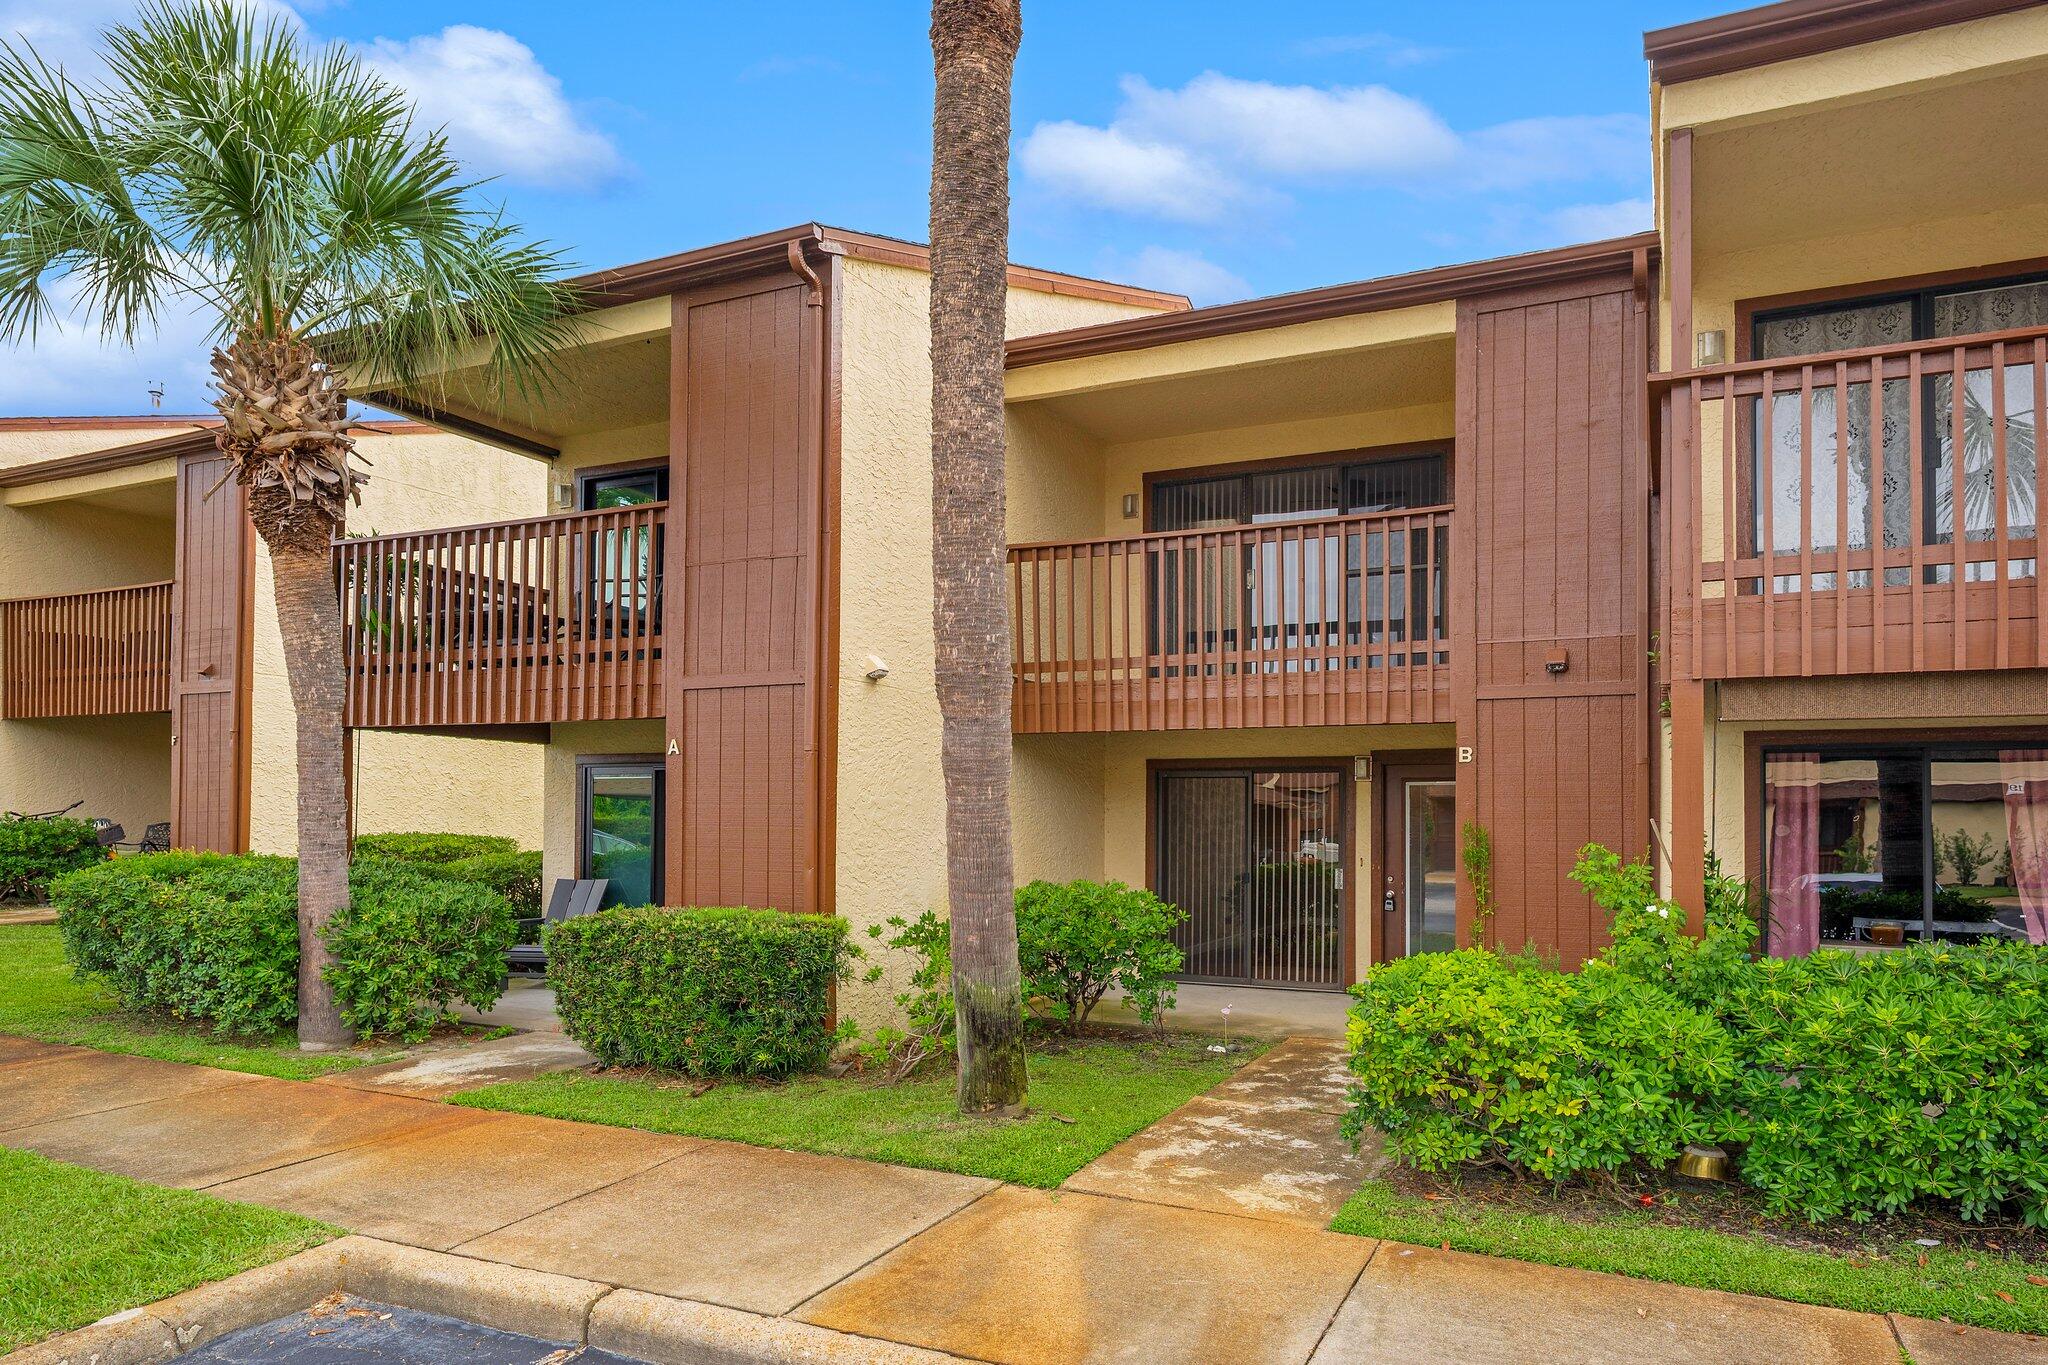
[337,503,664,728]
[1008,507,1452,733]
[0,581,173,719]
[1662,323,2048,681]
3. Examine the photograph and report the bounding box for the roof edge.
[567,223,1189,313]
[1643,0,2037,85]
[1005,232,1658,370]
[0,419,431,489]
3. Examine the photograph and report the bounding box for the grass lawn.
[454,1032,1262,1187]
[1331,1179,2048,1337]
[0,924,399,1079]
[0,1146,333,1352]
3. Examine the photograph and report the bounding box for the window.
[579,467,666,629]
[1746,273,2046,590]
[1150,450,1446,533]
[580,761,663,910]
[1761,742,2048,952]
[581,467,667,510]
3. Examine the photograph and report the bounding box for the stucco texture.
[831,258,1165,1027]
[0,428,182,841]
[251,429,548,855]
[539,719,666,892]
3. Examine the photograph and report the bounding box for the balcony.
[336,503,664,728]
[1008,508,1452,734]
[1662,325,2048,681]
[0,581,173,719]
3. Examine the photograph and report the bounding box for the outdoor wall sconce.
[864,655,890,682]
[1693,329,1727,367]
[1545,648,1570,676]
[1122,493,1140,519]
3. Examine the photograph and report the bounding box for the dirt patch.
[1385,1160,2048,1263]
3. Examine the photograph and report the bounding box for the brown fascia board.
[1004,232,1660,368]
[565,222,1189,312]
[1643,0,2038,84]
[0,419,433,488]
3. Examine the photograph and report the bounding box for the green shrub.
[352,832,519,866]
[548,906,852,1075]
[1343,949,1736,1181]
[0,817,106,903]
[1014,879,1184,1031]
[1719,944,2048,1226]
[414,849,542,919]
[859,909,955,1078]
[50,852,514,1042]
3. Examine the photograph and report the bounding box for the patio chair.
[89,818,124,848]
[113,822,171,855]
[506,877,608,974]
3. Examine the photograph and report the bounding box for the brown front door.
[1377,757,1456,962]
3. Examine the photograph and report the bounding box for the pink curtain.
[2001,749,2048,946]
[1766,752,1823,957]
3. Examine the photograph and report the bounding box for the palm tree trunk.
[930,0,1027,1114]
[267,540,353,1050]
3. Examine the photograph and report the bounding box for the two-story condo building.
[5,0,2045,1026]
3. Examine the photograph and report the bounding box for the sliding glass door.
[579,761,663,909]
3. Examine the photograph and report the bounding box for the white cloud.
[1109,247,1251,306]
[1019,121,1247,223]
[1021,71,1646,222]
[1542,198,1655,243]
[0,278,216,415]
[1117,73,1460,180]
[364,26,622,191]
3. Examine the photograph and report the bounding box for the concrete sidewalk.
[0,1032,2031,1364]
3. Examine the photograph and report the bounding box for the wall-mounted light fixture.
[1693,329,1727,367]
[1545,647,1570,676]
[1121,493,1140,520]
[548,471,575,509]
[864,655,890,682]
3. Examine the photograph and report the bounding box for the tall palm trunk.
[215,331,361,1052]
[929,0,1027,1113]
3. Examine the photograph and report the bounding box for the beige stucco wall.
[831,257,1168,1027]
[0,428,182,845]
[252,429,549,855]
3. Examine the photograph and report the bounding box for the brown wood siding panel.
[170,452,251,853]
[667,277,825,912]
[1463,272,1650,963]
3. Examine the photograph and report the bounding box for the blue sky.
[0,0,1709,415]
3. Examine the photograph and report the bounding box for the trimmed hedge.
[351,832,519,866]
[50,852,515,1042]
[416,850,542,919]
[1347,843,2048,1227]
[0,817,106,903]
[548,906,852,1076]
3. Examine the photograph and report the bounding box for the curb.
[2,1237,959,1365]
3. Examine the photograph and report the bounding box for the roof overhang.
[1644,0,2039,85]
[1005,233,1657,369]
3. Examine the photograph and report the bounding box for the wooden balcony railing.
[1009,508,1452,733]
[1662,324,2048,680]
[337,503,664,727]
[0,581,172,719]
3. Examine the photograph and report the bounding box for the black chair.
[506,878,608,974]
[113,821,170,855]
[90,818,124,848]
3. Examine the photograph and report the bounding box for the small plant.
[1831,837,1874,873]
[860,909,957,1080]
[1937,829,1997,887]
[1014,879,1184,1032]
[0,817,106,903]
[1459,822,1495,948]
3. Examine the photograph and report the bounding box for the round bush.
[0,817,107,903]
[1014,878,1184,1031]
[50,852,515,1042]
[548,906,852,1076]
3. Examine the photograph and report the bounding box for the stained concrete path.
[4,1030,2042,1365]
[1062,1038,1379,1227]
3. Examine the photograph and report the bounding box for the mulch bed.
[1386,1160,2048,1263]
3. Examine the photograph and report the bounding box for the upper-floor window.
[1753,270,2048,361]
[581,465,667,510]
[1149,450,1446,533]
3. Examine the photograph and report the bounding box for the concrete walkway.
[1,1032,2036,1365]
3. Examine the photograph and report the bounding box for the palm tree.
[0,1,574,1050]
[928,0,1028,1113]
